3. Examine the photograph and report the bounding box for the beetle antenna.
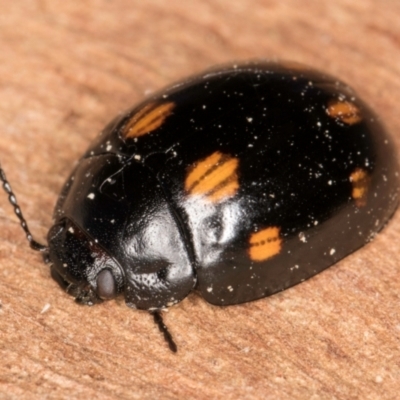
[152,311,177,353]
[0,164,48,252]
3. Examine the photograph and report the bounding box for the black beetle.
[1,61,399,352]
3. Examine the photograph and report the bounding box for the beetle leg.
[152,311,177,353]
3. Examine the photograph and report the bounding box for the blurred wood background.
[1,1,400,399]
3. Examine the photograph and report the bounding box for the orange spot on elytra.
[185,152,239,203]
[123,101,175,138]
[208,178,239,203]
[248,227,282,262]
[326,100,362,125]
[350,168,370,207]
[185,152,223,190]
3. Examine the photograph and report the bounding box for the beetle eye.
[97,269,116,299]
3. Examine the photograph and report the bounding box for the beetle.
[1,61,399,352]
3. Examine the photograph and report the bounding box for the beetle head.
[47,218,124,305]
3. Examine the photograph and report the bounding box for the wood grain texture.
[1,1,400,399]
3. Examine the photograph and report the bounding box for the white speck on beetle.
[111,219,115,224]
[63,263,68,268]
[106,144,112,151]
[41,303,51,314]
[134,154,141,161]
[247,117,253,123]
[299,232,307,243]
[330,248,336,255]
[328,180,332,185]
[227,286,233,292]
[68,227,74,233]
[87,193,95,200]
[207,287,213,292]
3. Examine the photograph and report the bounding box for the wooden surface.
[1,1,400,399]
